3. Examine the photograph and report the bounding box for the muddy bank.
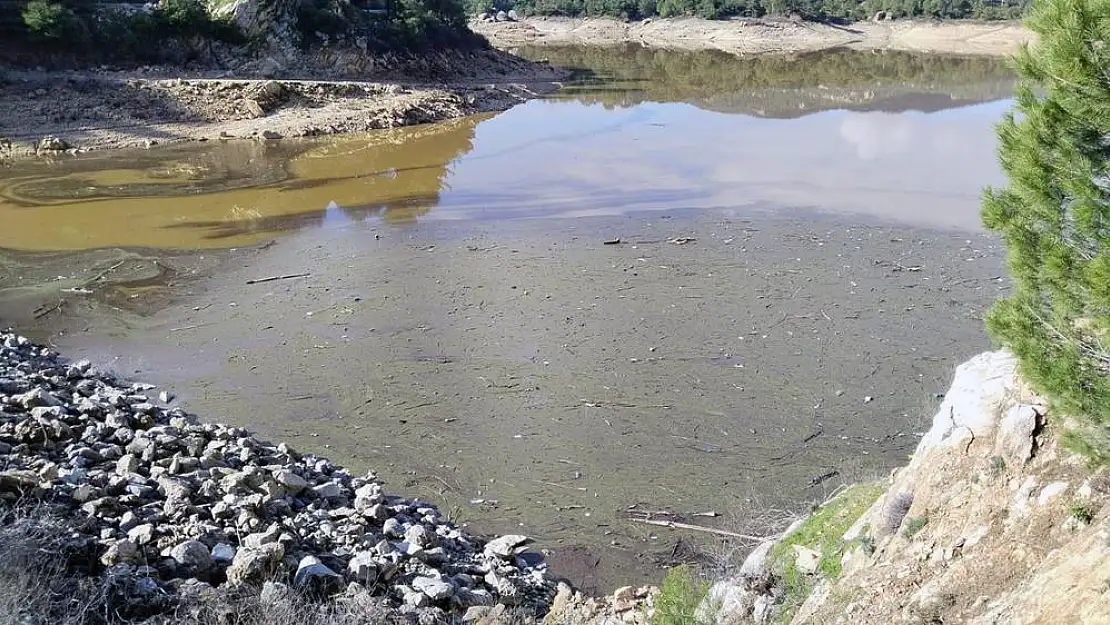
[471,17,1034,57]
[0,52,566,157]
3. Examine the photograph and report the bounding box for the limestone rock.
[226,542,285,585]
[794,546,822,575]
[995,404,1039,466]
[484,534,531,558]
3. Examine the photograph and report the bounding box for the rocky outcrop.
[698,351,1110,624]
[0,332,554,622]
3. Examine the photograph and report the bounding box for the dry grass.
[699,500,801,576]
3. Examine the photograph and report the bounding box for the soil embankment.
[0,50,567,157]
[472,17,1034,57]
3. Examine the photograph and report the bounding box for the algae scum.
[0,47,1014,591]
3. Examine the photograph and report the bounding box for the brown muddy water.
[0,47,1014,593]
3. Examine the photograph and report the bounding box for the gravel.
[0,331,555,622]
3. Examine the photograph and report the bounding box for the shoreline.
[471,16,1035,57]
[0,52,567,158]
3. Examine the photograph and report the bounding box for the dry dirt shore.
[471,16,1034,57]
[0,57,566,157]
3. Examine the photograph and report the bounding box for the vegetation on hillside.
[468,0,1031,21]
[0,0,479,65]
[981,0,1110,462]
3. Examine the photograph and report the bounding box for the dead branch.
[246,273,311,285]
[628,517,780,542]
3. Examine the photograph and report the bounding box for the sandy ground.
[471,17,1034,57]
[0,57,565,157]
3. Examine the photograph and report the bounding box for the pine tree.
[981,0,1110,460]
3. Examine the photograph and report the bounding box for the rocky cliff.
[698,351,1110,624]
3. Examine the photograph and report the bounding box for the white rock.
[226,543,285,585]
[916,351,1019,454]
[128,524,155,545]
[484,534,531,558]
[793,545,822,575]
[412,575,455,601]
[273,469,308,493]
[347,551,378,583]
[739,541,774,578]
[995,404,1039,465]
[312,481,342,499]
[1038,481,1069,506]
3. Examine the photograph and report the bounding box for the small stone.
[996,404,1039,466]
[260,581,292,606]
[404,589,431,607]
[412,575,455,601]
[261,130,282,140]
[1038,481,1069,506]
[171,540,213,571]
[483,534,531,558]
[313,481,342,500]
[382,517,404,537]
[71,484,97,502]
[347,551,378,584]
[226,543,285,585]
[612,585,635,602]
[463,606,493,622]
[405,524,437,548]
[793,545,822,575]
[273,469,308,493]
[159,391,173,404]
[293,555,344,595]
[116,454,141,476]
[243,99,265,118]
[128,524,155,545]
[101,539,142,565]
[212,543,236,564]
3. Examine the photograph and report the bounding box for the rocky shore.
[0,331,561,623]
[471,16,1034,57]
[0,50,567,158]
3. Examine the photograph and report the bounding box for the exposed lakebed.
[0,46,1013,593]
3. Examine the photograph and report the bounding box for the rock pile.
[0,332,555,622]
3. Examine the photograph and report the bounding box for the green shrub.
[981,0,1110,459]
[1068,500,1096,524]
[652,565,708,625]
[768,483,884,623]
[901,515,927,539]
[22,0,78,40]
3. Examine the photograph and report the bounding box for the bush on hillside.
[22,0,81,40]
[981,0,1110,460]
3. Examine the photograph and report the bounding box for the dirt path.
[471,17,1034,57]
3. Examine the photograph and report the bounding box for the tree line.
[0,0,478,65]
[470,0,1031,20]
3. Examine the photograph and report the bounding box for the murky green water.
[0,46,1016,592]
